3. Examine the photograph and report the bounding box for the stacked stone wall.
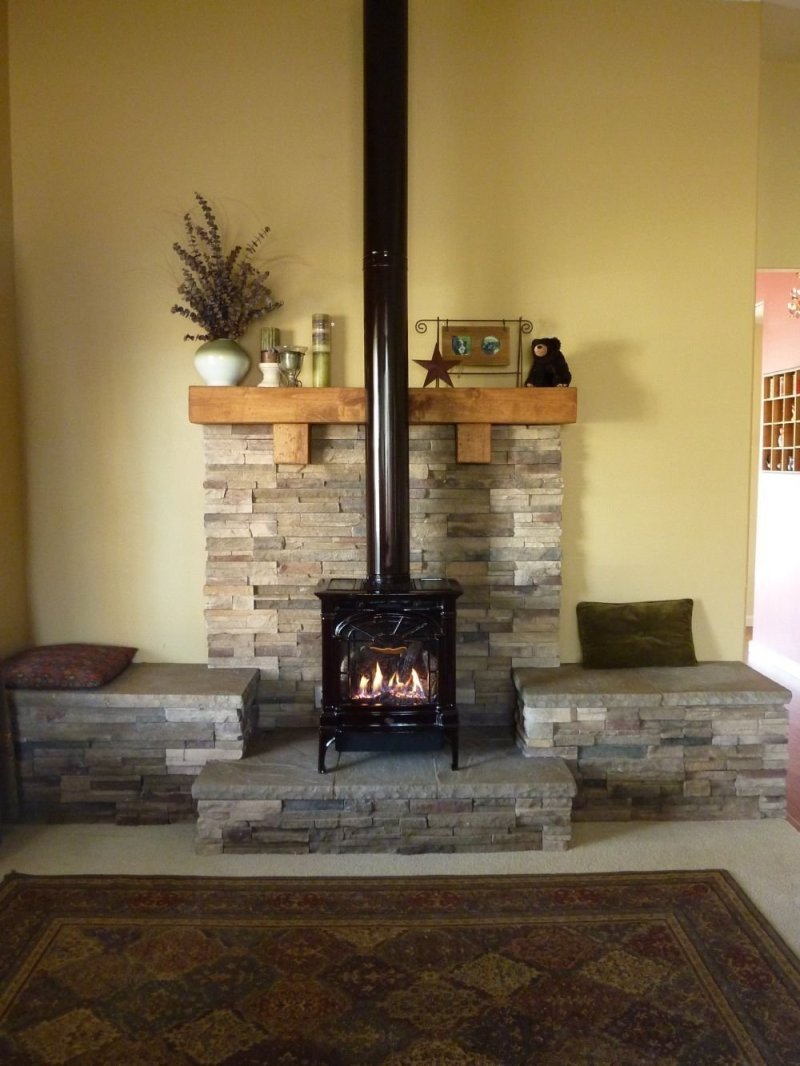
[203,423,563,728]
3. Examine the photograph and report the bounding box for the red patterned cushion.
[1,644,137,690]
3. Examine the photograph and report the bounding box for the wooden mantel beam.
[189,386,577,463]
[189,386,576,426]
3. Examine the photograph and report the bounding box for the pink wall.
[753,271,800,667]
[756,271,800,373]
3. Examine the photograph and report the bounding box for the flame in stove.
[355,662,427,703]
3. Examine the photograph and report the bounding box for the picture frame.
[441,324,511,367]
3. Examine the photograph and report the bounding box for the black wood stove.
[315,0,461,773]
[316,578,461,773]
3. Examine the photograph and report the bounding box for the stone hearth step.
[9,663,259,824]
[513,661,790,821]
[192,728,576,855]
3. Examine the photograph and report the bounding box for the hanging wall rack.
[414,317,533,386]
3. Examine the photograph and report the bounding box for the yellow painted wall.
[8,0,760,663]
[757,58,800,267]
[0,0,29,657]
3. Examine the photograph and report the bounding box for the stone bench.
[8,663,259,825]
[513,661,790,821]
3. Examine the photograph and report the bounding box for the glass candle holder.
[276,346,306,387]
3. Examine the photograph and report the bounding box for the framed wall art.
[441,324,511,367]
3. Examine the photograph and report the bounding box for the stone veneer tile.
[204,423,564,728]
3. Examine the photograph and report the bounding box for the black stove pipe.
[363,0,411,592]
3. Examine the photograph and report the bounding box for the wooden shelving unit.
[762,369,799,473]
[189,386,577,464]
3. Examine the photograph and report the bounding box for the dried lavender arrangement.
[171,192,281,342]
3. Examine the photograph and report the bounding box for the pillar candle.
[312,313,331,387]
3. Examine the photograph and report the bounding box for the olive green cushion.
[576,599,697,669]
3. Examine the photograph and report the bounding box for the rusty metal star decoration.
[414,340,461,388]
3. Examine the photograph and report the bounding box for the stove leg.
[448,728,459,771]
[318,728,332,774]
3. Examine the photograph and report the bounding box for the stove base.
[319,722,457,773]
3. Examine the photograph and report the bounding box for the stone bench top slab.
[513,661,792,708]
[193,728,577,802]
[8,663,260,708]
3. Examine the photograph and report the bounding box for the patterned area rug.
[0,870,798,1065]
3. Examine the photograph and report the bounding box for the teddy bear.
[524,337,572,387]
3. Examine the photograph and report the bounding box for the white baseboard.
[747,640,800,684]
